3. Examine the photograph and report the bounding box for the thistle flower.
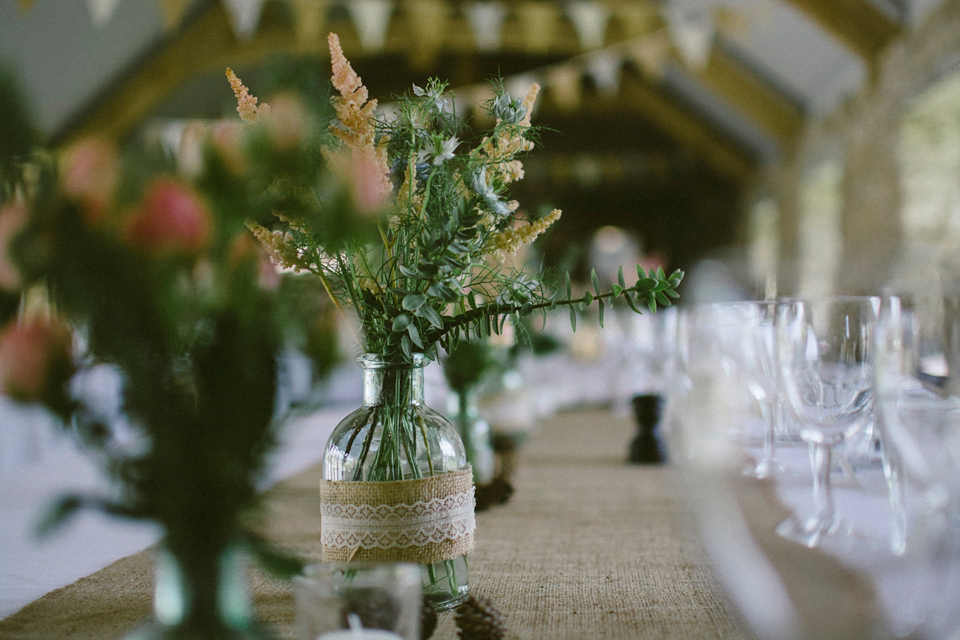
[492,93,526,125]
[225,68,270,123]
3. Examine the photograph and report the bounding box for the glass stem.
[810,441,836,526]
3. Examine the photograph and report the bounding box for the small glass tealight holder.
[293,562,421,640]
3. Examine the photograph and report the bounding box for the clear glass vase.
[322,354,471,610]
[124,540,271,640]
[447,389,495,485]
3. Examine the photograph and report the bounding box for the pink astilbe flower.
[226,68,271,123]
[327,33,392,206]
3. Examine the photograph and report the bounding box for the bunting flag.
[516,2,557,53]
[546,64,583,112]
[585,50,621,96]
[406,0,448,65]
[16,0,36,13]
[287,0,328,47]
[86,0,121,26]
[465,1,507,52]
[347,0,393,52]
[157,0,193,31]
[715,6,750,44]
[222,0,266,40]
[662,1,715,69]
[567,1,610,51]
[615,2,660,38]
[625,30,671,79]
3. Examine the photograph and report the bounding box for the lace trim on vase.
[321,487,475,549]
[320,469,476,563]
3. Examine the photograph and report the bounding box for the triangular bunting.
[625,30,671,80]
[16,0,37,13]
[615,3,660,38]
[566,1,610,51]
[585,51,622,96]
[715,6,750,45]
[465,1,507,52]
[347,0,393,52]
[222,0,266,40]
[157,0,193,31]
[516,2,558,53]
[663,1,714,70]
[86,0,122,26]
[546,64,583,112]
[287,0,328,47]
[406,0,448,65]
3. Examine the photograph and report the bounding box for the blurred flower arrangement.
[0,60,335,638]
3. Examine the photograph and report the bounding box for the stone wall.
[759,0,960,296]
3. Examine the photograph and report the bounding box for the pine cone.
[475,476,515,511]
[455,595,507,640]
[420,596,438,640]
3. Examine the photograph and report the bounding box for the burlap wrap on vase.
[320,468,475,564]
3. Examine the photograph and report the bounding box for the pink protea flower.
[336,149,391,216]
[0,201,27,292]
[60,137,119,226]
[0,318,73,404]
[124,178,212,257]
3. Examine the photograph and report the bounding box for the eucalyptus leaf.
[392,314,412,331]
[402,293,427,311]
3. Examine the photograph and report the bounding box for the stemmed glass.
[775,296,879,548]
[873,293,960,637]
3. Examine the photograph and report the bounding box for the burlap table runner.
[0,408,748,640]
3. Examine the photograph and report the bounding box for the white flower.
[412,83,448,112]
[418,135,459,166]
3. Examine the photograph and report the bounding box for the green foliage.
[0,62,41,203]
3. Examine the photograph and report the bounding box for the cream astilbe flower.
[475,83,540,188]
[245,221,308,272]
[326,33,392,210]
[225,68,271,123]
[486,208,561,261]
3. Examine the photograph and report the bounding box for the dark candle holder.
[628,394,666,464]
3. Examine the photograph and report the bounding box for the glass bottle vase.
[322,354,471,610]
[124,540,271,640]
[447,388,495,485]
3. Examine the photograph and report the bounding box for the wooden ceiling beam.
[784,0,901,65]
[694,47,805,147]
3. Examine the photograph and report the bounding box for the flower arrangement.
[217,34,682,611]
[234,33,683,365]
[0,65,330,637]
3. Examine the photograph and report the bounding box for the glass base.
[422,555,469,611]
[776,513,851,549]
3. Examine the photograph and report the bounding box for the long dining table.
[0,406,750,640]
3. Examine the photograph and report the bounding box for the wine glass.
[874,293,960,637]
[775,296,880,549]
[683,301,786,477]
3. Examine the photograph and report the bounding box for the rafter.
[784,0,901,66]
